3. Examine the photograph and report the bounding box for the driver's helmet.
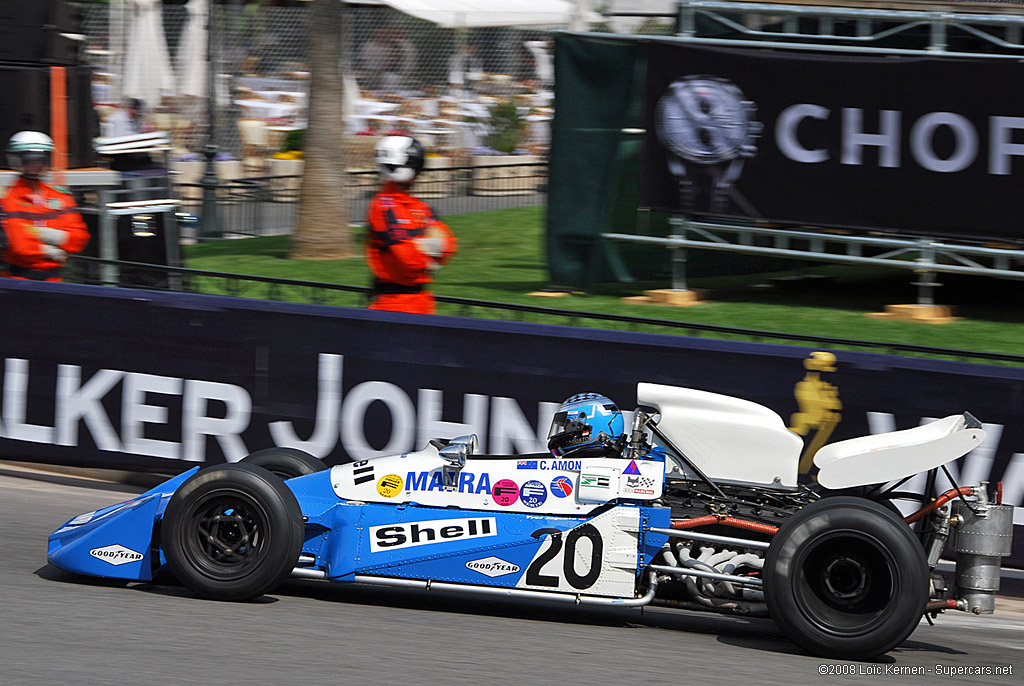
[547,393,624,458]
[7,131,54,179]
[374,135,425,183]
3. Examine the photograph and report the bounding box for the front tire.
[240,447,326,480]
[162,463,303,601]
[763,496,928,660]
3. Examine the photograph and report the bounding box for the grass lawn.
[183,205,1024,358]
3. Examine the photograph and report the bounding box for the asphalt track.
[1,466,1021,686]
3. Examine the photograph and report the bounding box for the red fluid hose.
[671,515,779,535]
[904,486,975,524]
[926,599,960,613]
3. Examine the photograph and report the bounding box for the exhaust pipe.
[951,484,1014,614]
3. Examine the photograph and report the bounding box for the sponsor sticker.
[492,479,520,506]
[68,512,97,527]
[406,471,492,494]
[377,473,403,498]
[89,544,144,566]
[466,556,521,578]
[623,460,642,475]
[550,476,573,498]
[623,475,657,496]
[580,473,610,489]
[520,480,547,508]
[370,517,496,552]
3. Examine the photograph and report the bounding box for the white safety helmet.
[374,136,425,183]
[7,131,54,179]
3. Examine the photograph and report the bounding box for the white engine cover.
[637,382,802,487]
[814,414,986,489]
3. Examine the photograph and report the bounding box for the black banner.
[1,280,1022,564]
[642,40,1024,242]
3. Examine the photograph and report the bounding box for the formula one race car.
[47,383,1014,660]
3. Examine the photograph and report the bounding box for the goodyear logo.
[466,556,521,578]
[89,544,144,566]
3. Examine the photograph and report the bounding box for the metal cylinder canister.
[951,500,1014,614]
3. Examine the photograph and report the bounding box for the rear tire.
[764,496,928,660]
[162,463,303,601]
[240,447,325,480]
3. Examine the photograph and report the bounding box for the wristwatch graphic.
[655,76,761,213]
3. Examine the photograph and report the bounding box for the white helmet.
[7,131,54,179]
[374,136,425,183]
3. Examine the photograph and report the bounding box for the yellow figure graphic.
[789,351,842,474]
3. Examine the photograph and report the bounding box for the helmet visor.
[14,151,49,178]
[547,410,590,441]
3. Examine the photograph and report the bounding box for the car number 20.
[525,525,603,590]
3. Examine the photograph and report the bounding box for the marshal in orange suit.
[366,136,456,314]
[1,131,89,281]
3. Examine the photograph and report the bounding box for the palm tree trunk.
[291,0,352,259]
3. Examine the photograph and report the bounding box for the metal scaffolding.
[601,0,1024,304]
[675,0,1024,56]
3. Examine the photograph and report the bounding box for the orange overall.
[366,182,457,314]
[1,178,89,281]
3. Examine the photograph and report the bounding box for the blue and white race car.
[47,383,1014,661]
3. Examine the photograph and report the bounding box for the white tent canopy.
[373,0,594,29]
[122,0,175,109]
[176,0,208,98]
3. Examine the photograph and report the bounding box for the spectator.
[380,26,417,92]
[366,136,457,314]
[524,40,554,89]
[358,28,390,90]
[448,44,483,96]
[1,132,89,282]
[105,98,149,138]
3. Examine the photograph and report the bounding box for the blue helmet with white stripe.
[547,393,624,458]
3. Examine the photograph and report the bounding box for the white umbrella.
[176,0,208,98]
[377,0,595,28]
[122,0,175,110]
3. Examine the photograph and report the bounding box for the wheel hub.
[823,554,870,601]
[193,499,263,568]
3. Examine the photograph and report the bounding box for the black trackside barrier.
[0,279,1021,564]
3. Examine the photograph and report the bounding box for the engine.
[654,539,769,616]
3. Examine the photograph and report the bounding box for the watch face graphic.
[655,76,761,213]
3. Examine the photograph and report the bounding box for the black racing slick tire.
[162,463,304,601]
[763,496,928,660]
[240,447,326,480]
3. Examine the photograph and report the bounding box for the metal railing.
[603,218,1024,306]
[673,0,1024,57]
[173,161,548,238]
[64,255,1024,367]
